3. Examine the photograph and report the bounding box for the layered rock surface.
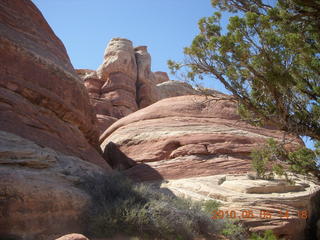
[135,46,158,108]
[0,131,106,240]
[100,94,316,239]
[0,0,108,169]
[160,174,319,240]
[100,94,302,180]
[0,1,111,239]
[77,39,207,134]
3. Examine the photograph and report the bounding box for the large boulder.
[100,94,317,239]
[0,0,108,169]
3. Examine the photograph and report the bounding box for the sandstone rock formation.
[77,39,208,134]
[155,80,199,100]
[100,94,315,239]
[0,0,108,169]
[159,174,319,240]
[77,39,157,133]
[97,38,138,117]
[135,46,158,108]
[0,1,111,239]
[0,131,106,240]
[153,71,170,84]
[100,95,302,179]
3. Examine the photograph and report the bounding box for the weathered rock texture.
[0,131,105,240]
[78,38,140,120]
[135,46,158,108]
[100,94,302,180]
[155,80,199,100]
[159,174,320,240]
[100,94,316,239]
[0,1,111,239]
[0,0,108,169]
[97,38,138,116]
[77,38,208,134]
[153,71,170,84]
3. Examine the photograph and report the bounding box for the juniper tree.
[168,0,320,141]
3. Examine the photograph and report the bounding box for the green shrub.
[202,199,221,214]
[221,220,247,240]
[288,147,318,175]
[249,230,279,240]
[251,138,319,181]
[78,173,223,240]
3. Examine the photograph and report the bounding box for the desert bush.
[251,138,319,181]
[202,199,221,214]
[78,173,223,240]
[221,220,247,240]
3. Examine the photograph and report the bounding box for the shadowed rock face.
[0,0,109,169]
[99,94,317,239]
[103,141,137,171]
[135,46,158,108]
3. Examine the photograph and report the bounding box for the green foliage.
[288,147,318,174]
[79,173,223,240]
[221,220,246,240]
[202,199,221,214]
[251,152,268,179]
[169,0,320,141]
[251,138,319,180]
[251,139,286,179]
[249,230,279,240]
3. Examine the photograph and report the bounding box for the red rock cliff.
[0,0,109,169]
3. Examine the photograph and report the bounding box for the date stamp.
[211,209,308,220]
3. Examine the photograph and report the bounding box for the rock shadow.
[102,142,175,197]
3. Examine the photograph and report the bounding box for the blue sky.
[31,0,227,89]
[31,0,316,150]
